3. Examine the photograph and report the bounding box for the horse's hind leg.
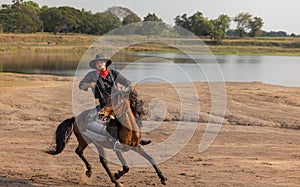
[133,147,167,185]
[73,121,92,177]
[114,151,129,180]
[75,142,92,177]
[97,147,123,187]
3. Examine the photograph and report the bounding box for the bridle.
[100,91,130,123]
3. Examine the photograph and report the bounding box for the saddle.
[84,108,118,140]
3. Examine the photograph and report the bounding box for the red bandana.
[97,69,110,78]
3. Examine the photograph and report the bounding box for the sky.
[1,0,300,34]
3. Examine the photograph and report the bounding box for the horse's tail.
[46,117,75,155]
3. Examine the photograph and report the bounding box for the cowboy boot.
[106,122,123,151]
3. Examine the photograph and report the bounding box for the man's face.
[96,61,106,71]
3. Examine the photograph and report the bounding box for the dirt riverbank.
[0,73,299,186]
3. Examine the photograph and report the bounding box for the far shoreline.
[1,33,300,56]
[1,71,299,88]
[1,72,299,88]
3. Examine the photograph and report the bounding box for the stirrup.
[113,140,123,152]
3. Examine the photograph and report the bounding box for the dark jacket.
[79,69,131,107]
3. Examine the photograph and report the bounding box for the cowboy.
[79,54,134,108]
[79,54,150,150]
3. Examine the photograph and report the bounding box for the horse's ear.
[125,88,131,97]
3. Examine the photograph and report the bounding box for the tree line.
[0,0,298,43]
[0,1,165,35]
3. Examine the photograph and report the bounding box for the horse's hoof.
[161,177,167,185]
[141,140,151,146]
[115,182,123,187]
[86,170,92,178]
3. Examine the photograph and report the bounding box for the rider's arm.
[80,82,96,90]
[112,70,132,87]
[79,71,97,91]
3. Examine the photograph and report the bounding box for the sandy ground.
[0,73,299,187]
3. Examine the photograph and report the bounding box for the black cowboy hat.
[89,54,112,69]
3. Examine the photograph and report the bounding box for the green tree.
[209,20,224,44]
[135,21,171,36]
[111,13,142,35]
[39,7,63,34]
[58,6,81,34]
[23,1,40,13]
[234,12,252,37]
[122,13,141,25]
[174,14,191,31]
[215,14,231,33]
[209,14,231,43]
[137,14,169,35]
[78,9,94,34]
[11,0,23,9]
[132,13,159,35]
[0,0,42,33]
[261,30,287,37]
[189,11,212,36]
[226,29,239,37]
[249,16,264,37]
[21,1,43,32]
[0,8,13,32]
[1,4,10,9]
[39,6,81,34]
[91,12,121,35]
[174,12,213,36]
[143,13,162,22]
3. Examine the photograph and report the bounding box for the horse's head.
[99,90,130,121]
[100,89,143,147]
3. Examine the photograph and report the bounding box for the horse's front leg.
[133,147,167,185]
[97,147,123,187]
[114,151,129,180]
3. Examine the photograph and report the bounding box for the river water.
[0,53,299,87]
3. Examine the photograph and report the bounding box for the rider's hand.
[89,82,96,88]
[99,108,104,115]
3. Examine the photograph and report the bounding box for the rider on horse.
[79,54,149,150]
[79,54,135,107]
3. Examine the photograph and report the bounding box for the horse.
[47,90,167,187]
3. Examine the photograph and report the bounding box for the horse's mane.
[107,89,145,127]
[129,90,145,120]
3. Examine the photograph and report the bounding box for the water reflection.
[0,52,299,86]
[234,55,262,63]
[0,53,82,76]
